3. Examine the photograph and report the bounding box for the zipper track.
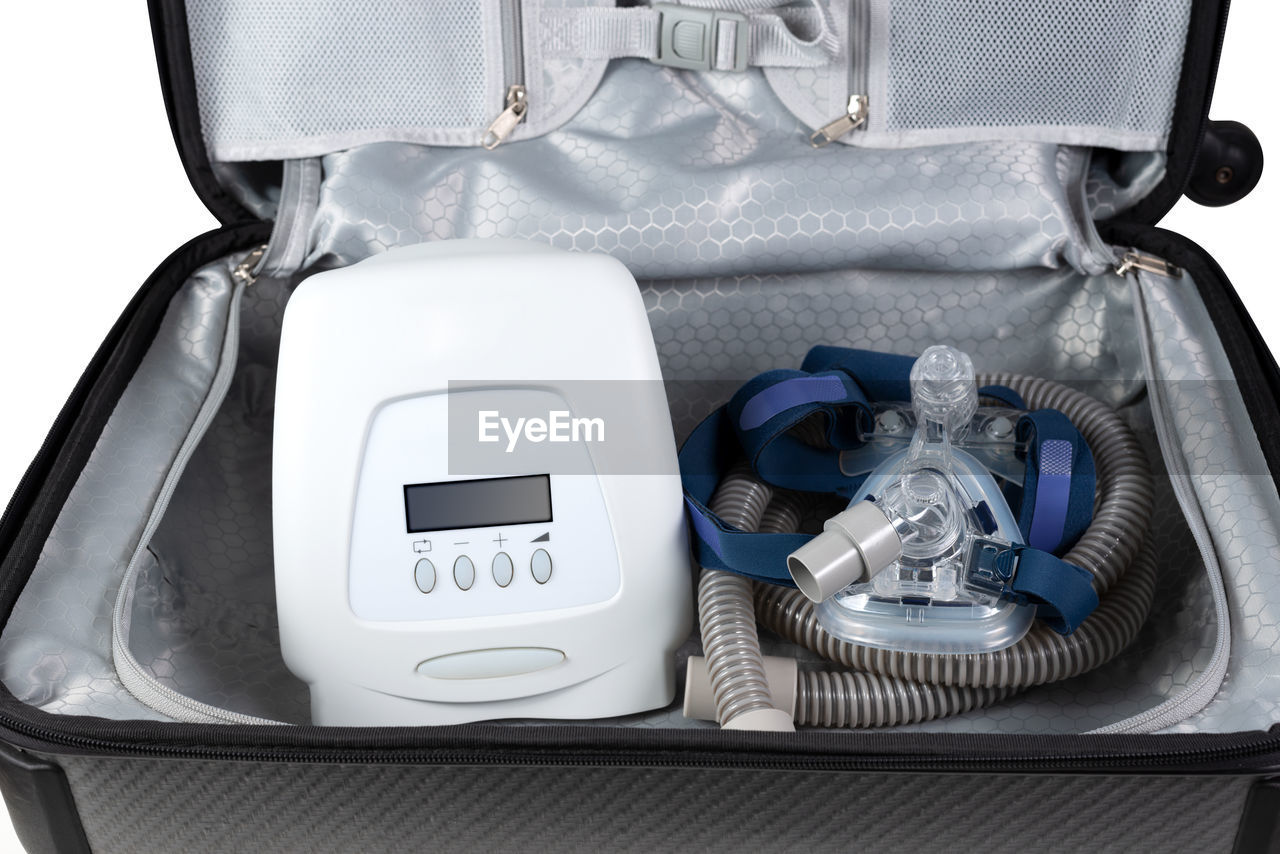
[109,257,282,726]
[482,0,529,148]
[848,0,869,108]
[1,705,1276,772]
[1092,271,1233,734]
[501,0,525,89]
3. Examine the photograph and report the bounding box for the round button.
[531,549,553,584]
[876,410,907,434]
[414,558,436,594]
[453,556,476,591]
[492,552,514,587]
[985,415,1014,440]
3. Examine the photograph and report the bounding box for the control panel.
[349,390,622,621]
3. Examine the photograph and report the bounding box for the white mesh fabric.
[186,0,504,160]
[875,0,1192,149]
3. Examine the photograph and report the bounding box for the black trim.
[0,743,91,854]
[1114,0,1233,225]
[1232,778,1280,854]
[148,0,253,226]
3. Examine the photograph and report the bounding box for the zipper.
[1092,270,1233,734]
[809,94,868,148]
[809,0,870,148]
[482,85,529,150]
[482,0,529,149]
[1116,250,1183,279]
[232,244,267,286]
[0,227,269,560]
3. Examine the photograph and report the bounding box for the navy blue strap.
[1005,546,1099,633]
[801,346,916,401]
[727,369,869,496]
[679,409,810,585]
[968,540,1100,634]
[978,385,1026,409]
[1016,410,1095,554]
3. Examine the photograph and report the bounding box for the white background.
[0,4,1275,850]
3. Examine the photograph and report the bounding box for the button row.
[414,549,552,594]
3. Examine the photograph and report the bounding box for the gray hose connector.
[787,501,901,602]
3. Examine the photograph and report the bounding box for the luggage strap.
[542,1,839,72]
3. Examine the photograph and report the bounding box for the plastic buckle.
[964,537,1020,600]
[654,4,749,72]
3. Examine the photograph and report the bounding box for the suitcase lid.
[148,0,1240,231]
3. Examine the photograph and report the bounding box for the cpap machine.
[273,240,693,725]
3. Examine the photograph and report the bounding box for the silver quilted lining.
[5,257,1278,735]
[0,257,244,721]
[303,60,1114,278]
[1137,272,1280,733]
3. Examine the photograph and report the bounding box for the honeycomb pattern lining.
[7,258,1273,734]
[306,60,1112,279]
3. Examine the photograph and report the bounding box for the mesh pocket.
[187,0,504,159]
[879,0,1192,149]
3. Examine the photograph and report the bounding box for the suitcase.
[1,0,1277,851]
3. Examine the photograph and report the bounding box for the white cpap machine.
[273,239,693,726]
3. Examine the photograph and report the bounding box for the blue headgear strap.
[678,346,1099,634]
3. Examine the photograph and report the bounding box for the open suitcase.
[2,0,1278,851]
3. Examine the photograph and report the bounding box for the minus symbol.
[454,541,469,546]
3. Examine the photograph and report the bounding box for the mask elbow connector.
[787,500,902,603]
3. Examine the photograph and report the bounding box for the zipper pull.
[482,85,529,150]
[809,95,868,148]
[233,245,268,287]
[1115,250,1182,279]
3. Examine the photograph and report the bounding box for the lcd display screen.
[404,475,553,533]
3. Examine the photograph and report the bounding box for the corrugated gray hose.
[697,373,1157,728]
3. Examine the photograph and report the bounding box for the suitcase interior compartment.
[4,238,1270,736]
[2,6,1274,738]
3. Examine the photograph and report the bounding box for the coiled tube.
[696,374,1157,728]
[697,467,776,726]
[794,671,1013,728]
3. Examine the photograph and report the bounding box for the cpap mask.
[788,346,1036,653]
[678,343,1151,730]
[679,342,1100,658]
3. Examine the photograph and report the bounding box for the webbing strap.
[540,2,837,71]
